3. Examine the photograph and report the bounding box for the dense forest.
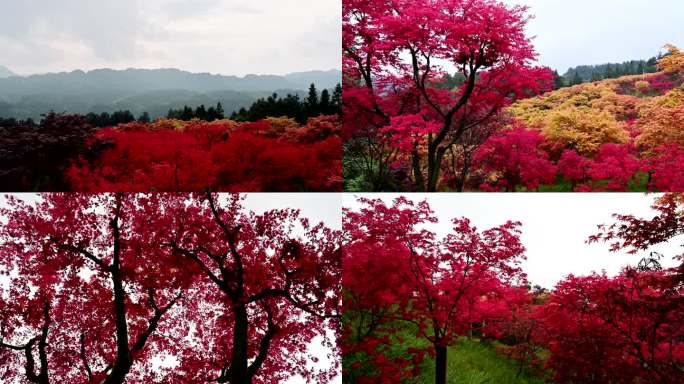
[166,83,342,124]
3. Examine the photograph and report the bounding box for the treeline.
[166,102,225,121]
[1,82,342,128]
[163,83,341,124]
[85,110,151,127]
[230,83,342,124]
[1,111,147,129]
[558,56,661,87]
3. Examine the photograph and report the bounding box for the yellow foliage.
[265,116,300,134]
[151,118,186,131]
[508,82,623,127]
[637,88,684,147]
[202,119,241,131]
[658,44,684,73]
[505,47,684,155]
[543,107,628,155]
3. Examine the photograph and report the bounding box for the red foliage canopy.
[67,117,342,192]
[0,193,341,384]
[474,127,557,192]
[538,270,684,384]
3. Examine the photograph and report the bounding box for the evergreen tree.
[207,106,218,121]
[320,89,331,114]
[181,106,193,121]
[216,102,224,119]
[306,83,319,112]
[553,70,565,89]
[571,71,583,86]
[332,83,342,111]
[138,111,151,123]
[195,105,207,120]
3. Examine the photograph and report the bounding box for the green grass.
[413,338,550,384]
[345,318,551,384]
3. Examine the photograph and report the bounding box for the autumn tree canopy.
[0,193,341,384]
[343,0,553,191]
[343,197,527,384]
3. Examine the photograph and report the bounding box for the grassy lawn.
[345,319,552,384]
[414,338,550,384]
[385,324,550,384]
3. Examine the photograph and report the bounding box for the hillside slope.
[509,58,684,153]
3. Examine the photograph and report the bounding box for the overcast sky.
[344,193,683,290]
[503,0,684,73]
[0,0,341,76]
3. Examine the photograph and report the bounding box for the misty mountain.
[0,65,16,78]
[0,68,341,119]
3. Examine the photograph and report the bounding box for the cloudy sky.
[0,0,341,76]
[503,0,684,73]
[344,193,683,289]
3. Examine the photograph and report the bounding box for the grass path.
[413,338,550,384]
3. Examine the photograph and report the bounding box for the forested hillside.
[561,57,659,85]
[0,68,341,119]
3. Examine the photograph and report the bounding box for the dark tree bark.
[434,344,448,384]
[0,302,51,384]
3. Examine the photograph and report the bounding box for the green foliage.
[345,321,550,384]
[230,83,341,124]
[343,140,404,192]
[166,102,225,121]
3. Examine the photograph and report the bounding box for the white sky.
[0,0,341,76]
[502,0,684,73]
[0,193,342,384]
[344,193,682,290]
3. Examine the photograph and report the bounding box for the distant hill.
[562,57,660,85]
[0,68,341,119]
[0,65,16,78]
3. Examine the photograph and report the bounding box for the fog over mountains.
[0,65,16,78]
[0,68,341,119]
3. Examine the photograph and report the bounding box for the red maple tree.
[343,0,553,191]
[533,193,684,383]
[343,196,527,384]
[0,193,341,383]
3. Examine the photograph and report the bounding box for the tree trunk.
[435,344,447,384]
[412,145,424,191]
[103,268,132,384]
[427,156,440,192]
[229,303,250,384]
[457,153,471,192]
